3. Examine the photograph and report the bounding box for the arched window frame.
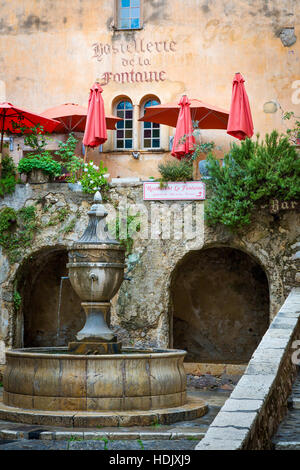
[141,98,161,150]
[114,99,134,150]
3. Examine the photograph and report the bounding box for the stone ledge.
[0,395,207,428]
[196,287,300,450]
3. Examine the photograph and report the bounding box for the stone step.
[273,371,300,449]
[0,428,206,441]
[291,398,300,409]
[274,441,300,450]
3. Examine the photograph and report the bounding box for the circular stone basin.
[3,347,187,412]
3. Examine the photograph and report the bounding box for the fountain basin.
[4,348,188,412]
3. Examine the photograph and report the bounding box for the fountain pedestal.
[66,191,125,355]
[68,302,122,354]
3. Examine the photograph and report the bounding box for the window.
[115,100,133,149]
[142,99,160,149]
[117,0,141,30]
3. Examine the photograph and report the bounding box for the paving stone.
[107,432,141,440]
[142,439,198,450]
[68,440,105,450]
[39,431,54,440]
[0,439,68,450]
[230,374,274,400]
[170,432,204,440]
[270,317,298,330]
[204,426,249,441]
[245,359,282,375]
[0,429,19,439]
[106,440,143,450]
[137,432,170,440]
[55,431,84,440]
[195,438,243,450]
[221,398,263,413]
[275,441,300,450]
[209,411,257,429]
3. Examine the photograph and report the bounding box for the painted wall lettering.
[92,38,176,85]
[92,39,177,62]
[100,70,166,85]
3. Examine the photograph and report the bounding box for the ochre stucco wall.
[0,0,299,179]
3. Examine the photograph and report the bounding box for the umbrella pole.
[83,145,88,165]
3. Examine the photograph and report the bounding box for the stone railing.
[196,287,300,450]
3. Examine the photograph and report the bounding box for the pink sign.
[143,182,206,200]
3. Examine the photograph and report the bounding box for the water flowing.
[56,276,69,345]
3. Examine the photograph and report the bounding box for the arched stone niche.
[170,247,270,364]
[14,246,85,348]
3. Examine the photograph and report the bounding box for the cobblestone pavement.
[273,370,300,450]
[0,438,198,450]
[0,387,232,450]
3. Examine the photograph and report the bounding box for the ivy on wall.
[0,206,39,262]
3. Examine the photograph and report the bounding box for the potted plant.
[15,123,61,183]
[157,158,193,188]
[18,151,62,183]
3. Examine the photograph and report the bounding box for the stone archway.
[170,247,269,364]
[15,246,85,348]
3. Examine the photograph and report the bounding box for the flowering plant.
[78,160,109,194]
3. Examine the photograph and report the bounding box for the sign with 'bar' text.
[143,181,206,200]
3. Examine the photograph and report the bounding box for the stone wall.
[196,287,300,450]
[0,182,299,367]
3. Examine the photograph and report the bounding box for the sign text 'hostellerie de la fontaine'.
[92,38,177,85]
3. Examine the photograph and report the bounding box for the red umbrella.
[171,95,195,159]
[227,73,254,140]
[83,83,107,148]
[139,99,229,129]
[0,102,59,153]
[41,103,122,132]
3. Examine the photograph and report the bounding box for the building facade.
[0,0,299,178]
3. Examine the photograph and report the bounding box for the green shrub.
[13,291,21,311]
[0,155,17,197]
[18,151,61,177]
[55,133,83,183]
[205,131,300,230]
[158,158,193,184]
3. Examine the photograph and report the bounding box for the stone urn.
[67,191,125,354]
[27,169,50,184]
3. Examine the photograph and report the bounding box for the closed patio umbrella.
[83,83,107,150]
[227,73,254,140]
[171,95,195,159]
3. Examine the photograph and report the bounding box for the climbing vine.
[0,206,39,262]
[109,213,141,255]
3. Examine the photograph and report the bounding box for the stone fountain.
[1,192,207,426]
